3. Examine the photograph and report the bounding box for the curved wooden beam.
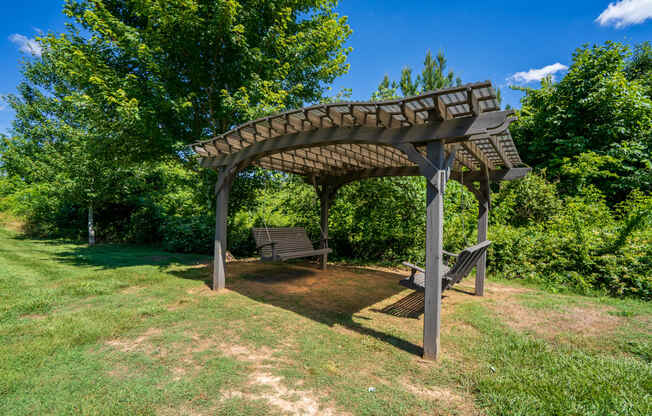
[199,111,515,170]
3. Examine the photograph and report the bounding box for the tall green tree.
[371,75,400,101]
[362,50,468,259]
[2,52,128,244]
[3,0,352,243]
[626,41,652,97]
[2,75,153,244]
[511,42,652,203]
[53,0,352,156]
[373,50,461,100]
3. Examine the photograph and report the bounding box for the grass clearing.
[1,226,650,415]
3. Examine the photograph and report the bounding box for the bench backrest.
[446,240,491,283]
[252,227,315,259]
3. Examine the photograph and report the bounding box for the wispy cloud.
[596,0,652,28]
[9,33,42,57]
[508,63,568,84]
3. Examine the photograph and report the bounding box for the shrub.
[2,163,649,300]
[489,185,651,300]
[492,172,562,227]
[160,216,214,254]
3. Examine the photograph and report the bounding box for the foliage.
[626,41,652,96]
[489,184,651,299]
[371,75,401,101]
[1,0,351,244]
[511,41,652,204]
[214,171,652,300]
[372,50,461,100]
[491,172,562,227]
[55,0,352,155]
[160,215,214,254]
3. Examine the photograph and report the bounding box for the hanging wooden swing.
[251,227,331,263]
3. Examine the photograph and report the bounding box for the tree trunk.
[88,204,96,246]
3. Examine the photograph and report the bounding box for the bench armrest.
[256,241,278,249]
[442,250,458,258]
[402,261,425,274]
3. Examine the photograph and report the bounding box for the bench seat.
[252,227,330,266]
[277,248,332,261]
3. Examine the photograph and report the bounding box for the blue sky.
[1,0,651,134]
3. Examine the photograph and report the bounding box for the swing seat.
[399,240,491,292]
[252,227,332,262]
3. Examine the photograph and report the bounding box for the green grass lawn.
[0,225,650,415]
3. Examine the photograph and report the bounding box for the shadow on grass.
[38,236,433,357]
[374,291,425,319]
[41,239,210,270]
[171,260,425,356]
[450,286,476,296]
[34,237,464,357]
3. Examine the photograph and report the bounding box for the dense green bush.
[330,178,427,261]
[247,173,650,300]
[489,184,651,299]
[160,215,214,253]
[491,173,562,227]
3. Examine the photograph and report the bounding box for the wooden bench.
[252,227,332,264]
[400,240,491,292]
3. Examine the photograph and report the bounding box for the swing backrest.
[252,227,315,260]
[446,240,491,283]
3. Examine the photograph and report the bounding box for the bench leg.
[321,252,327,270]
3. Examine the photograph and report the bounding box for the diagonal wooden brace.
[395,142,457,194]
[394,143,442,192]
[215,162,244,195]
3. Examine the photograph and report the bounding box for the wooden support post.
[475,175,490,296]
[423,140,446,361]
[213,170,233,291]
[319,190,330,270]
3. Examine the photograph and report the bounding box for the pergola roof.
[191,81,524,181]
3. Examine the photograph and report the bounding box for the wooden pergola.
[190,81,529,360]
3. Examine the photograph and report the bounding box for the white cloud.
[508,63,568,84]
[596,0,652,28]
[9,34,42,57]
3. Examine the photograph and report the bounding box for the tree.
[363,49,468,258]
[626,41,652,97]
[3,0,352,243]
[373,50,461,100]
[371,75,400,101]
[511,42,652,203]
[52,0,351,156]
[3,65,146,244]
